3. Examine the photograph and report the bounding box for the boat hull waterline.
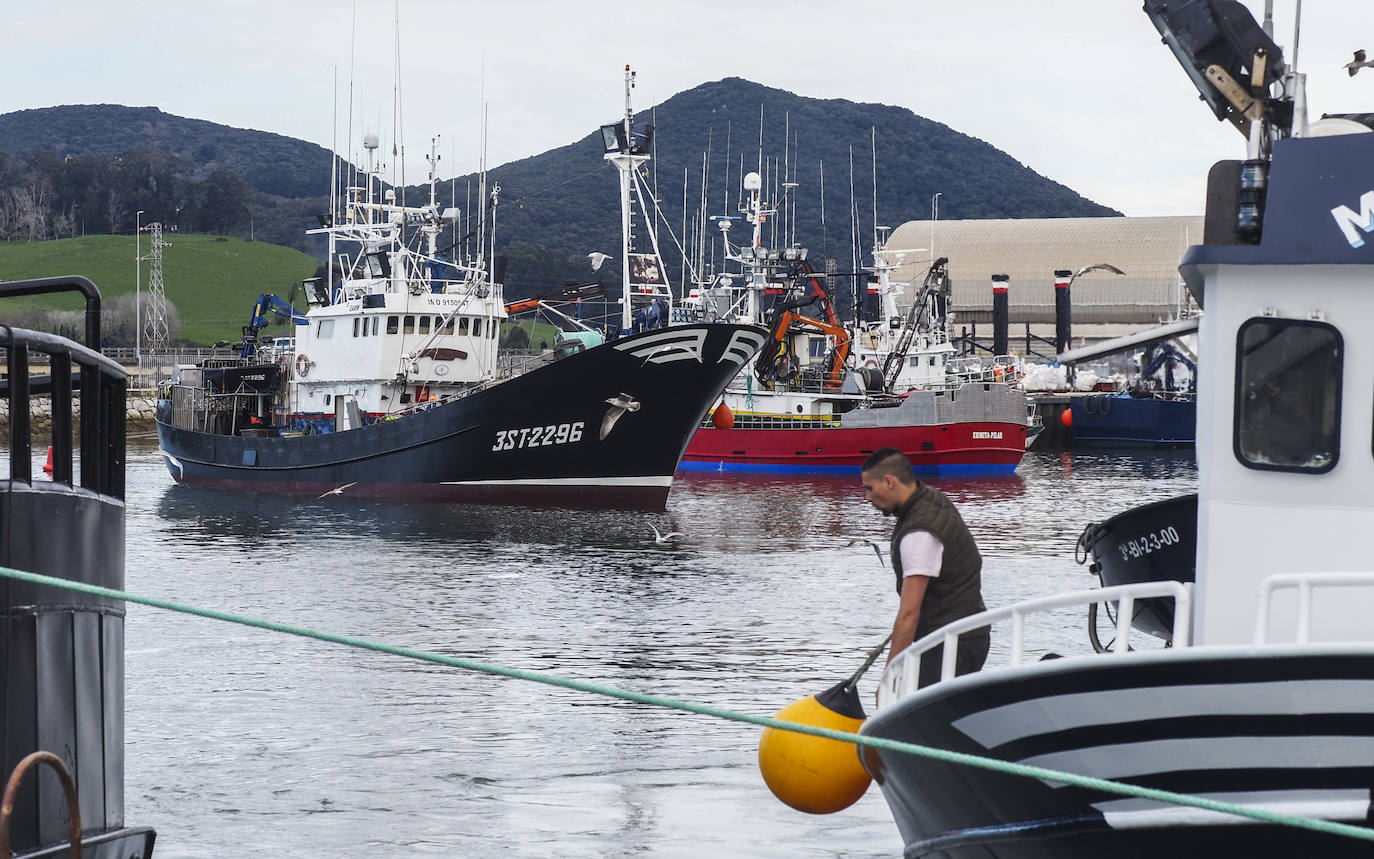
[861,649,1374,858]
[1069,394,1196,448]
[681,421,1026,474]
[156,323,766,509]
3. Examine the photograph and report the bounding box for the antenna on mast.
[871,127,879,250]
[600,65,667,334]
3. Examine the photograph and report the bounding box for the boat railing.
[723,376,859,398]
[1254,572,1374,644]
[1,294,127,500]
[497,350,554,378]
[699,412,842,430]
[877,580,1193,708]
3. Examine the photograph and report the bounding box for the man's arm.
[887,574,930,665]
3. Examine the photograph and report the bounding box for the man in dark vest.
[861,447,990,688]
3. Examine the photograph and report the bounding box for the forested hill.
[437,76,1118,295]
[0,81,1118,300]
[0,104,331,197]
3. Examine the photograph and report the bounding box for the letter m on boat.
[1330,190,1374,248]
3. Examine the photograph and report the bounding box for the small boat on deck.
[860,3,1374,855]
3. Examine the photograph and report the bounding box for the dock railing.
[877,580,1194,709]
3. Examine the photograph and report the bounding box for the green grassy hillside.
[0,234,319,345]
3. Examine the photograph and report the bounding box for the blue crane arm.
[240,293,307,358]
[248,293,308,329]
[1142,341,1196,377]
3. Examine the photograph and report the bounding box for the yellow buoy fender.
[757,681,872,814]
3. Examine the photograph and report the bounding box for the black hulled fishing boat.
[155,103,765,510]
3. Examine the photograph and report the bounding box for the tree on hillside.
[198,168,253,234]
[503,325,530,350]
[105,188,126,235]
[14,175,52,241]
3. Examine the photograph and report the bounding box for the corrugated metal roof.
[887,216,1204,324]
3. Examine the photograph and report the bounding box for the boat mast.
[607,65,643,335]
[742,170,765,325]
[425,135,441,258]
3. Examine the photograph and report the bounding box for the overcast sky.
[8,1,1371,218]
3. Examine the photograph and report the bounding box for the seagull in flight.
[1069,263,1126,286]
[600,393,641,440]
[318,482,357,498]
[844,536,886,566]
[651,524,684,543]
[588,252,613,272]
[1346,49,1374,77]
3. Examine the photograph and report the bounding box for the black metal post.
[1053,269,1073,355]
[7,337,30,482]
[51,354,73,486]
[992,274,1009,356]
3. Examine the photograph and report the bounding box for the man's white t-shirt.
[899,530,945,579]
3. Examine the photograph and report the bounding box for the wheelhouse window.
[808,338,826,359]
[403,315,415,334]
[473,319,482,337]
[459,318,469,335]
[365,252,390,278]
[361,315,369,337]
[419,317,431,335]
[318,319,335,339]
[1234,318,1342,473]
[371,316,379,336]
[443,317,455,334]
[353,317,360,337]
[387,316,398,335]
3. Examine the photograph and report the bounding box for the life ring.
[295,354,311,377]
[864,359,879,370]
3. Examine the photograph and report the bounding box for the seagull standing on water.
[650,524,684,543]
[600,393,641,440]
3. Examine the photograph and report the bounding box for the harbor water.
[106,442,1196,857]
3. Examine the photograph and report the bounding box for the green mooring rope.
[4,564,1372,844]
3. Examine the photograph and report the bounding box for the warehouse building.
[885,216,1204,340]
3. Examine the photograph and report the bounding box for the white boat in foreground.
[860,3,1374,855]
